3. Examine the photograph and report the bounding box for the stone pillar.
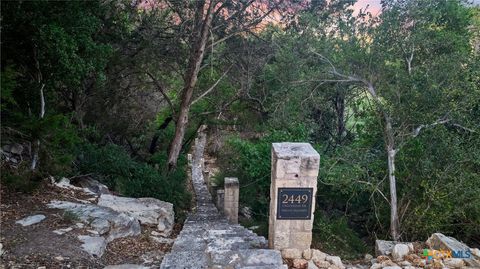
[216,189,225,212]
[268,143,320,251]
[203,170,211,190]
[223,177,239,224]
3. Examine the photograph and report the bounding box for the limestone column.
[224,177,239,223]
[268,143,320,251]
[216,189,225,212]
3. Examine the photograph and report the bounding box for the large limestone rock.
[98,194,174,235]
[48,200,140,241]
[426,233,480,267]
[426,233,469,251]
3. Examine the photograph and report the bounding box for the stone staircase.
[160,131,286,269]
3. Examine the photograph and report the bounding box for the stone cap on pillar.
[272,143,319,159]
[224,177,239,187]
[272,143,320,179]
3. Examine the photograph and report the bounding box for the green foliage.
[0,171,42,193]
[312,214,367,259]
[62,210,80,224]
[215,0,479,255]
[217,124,311,226]
[75,143,191,217]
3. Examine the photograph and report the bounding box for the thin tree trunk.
[385,117,400,241]
[366,83,400,241]
[31,84,45,171]
[167,0,215,169]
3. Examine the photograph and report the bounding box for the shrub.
[312,214,367,259]
[0,170,41,193]
[75,143,191,218]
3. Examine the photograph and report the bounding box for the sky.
[353,0,382,16]
[353,0,480,15]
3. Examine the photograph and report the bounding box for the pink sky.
[353,0,382,16]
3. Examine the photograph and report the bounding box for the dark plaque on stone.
[276,188,313,220]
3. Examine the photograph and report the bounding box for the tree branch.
[412,118,450,137]
[146,71,176,115]
[191,65,233,105]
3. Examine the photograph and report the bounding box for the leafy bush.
[216,124,311,227]
[0,171,41,193]
[75,143,191,218]
[312,214,367,259]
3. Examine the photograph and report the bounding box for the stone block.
[224,177,239,224]
[216,190,225,212]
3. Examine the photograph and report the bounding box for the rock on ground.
[391,243,409,261]
[375,240,396,256]
[326,255,345,269]
[15,214,46,226]
[53,227,73,235]
[71,177,111,194]
[78,235,107,257]
[307,260,318,269]
[98,194,174,235]
[48,200,140,241]
[426,233,469,252]
[292,258,308,269]
[53,178,97,195]
[312,249,327,262]
[443,258,465,268]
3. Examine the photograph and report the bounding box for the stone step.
[210,249,284,268]
[160,251,209,269]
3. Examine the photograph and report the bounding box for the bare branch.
[191,65,233,105]
[450,123,476,133]
[146,71,176,115]
[412,118,450,137]
[39,84,45,118]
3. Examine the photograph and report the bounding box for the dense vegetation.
[1,0,479,258]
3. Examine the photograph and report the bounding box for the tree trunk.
[385,117,400,241]
[366,83,400,241]
[31,84,45,171]
[167,0,214,169]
